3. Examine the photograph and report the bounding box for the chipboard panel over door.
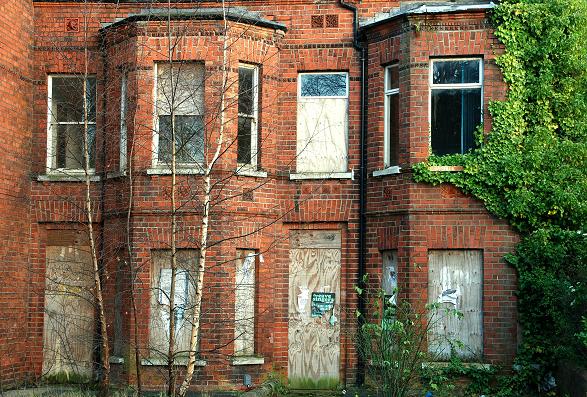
[43,230,94,379]
[288,230,341,388]
[428,250,483,359]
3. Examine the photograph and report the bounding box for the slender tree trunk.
[178,3,229,396]
[166,3,179,395]
[82,15,110,397]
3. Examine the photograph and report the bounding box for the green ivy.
[413,0,587,393]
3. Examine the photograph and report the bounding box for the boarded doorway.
[428,250,483,359]
[43,230,94,380]
[288,230,341,389]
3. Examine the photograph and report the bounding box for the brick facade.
[0,0,519,391]
[0,0,34,388]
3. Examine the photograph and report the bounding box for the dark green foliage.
[414,0,587,234]
[413,0,587,394]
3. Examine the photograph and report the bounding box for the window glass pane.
[55,124,95,169]
[51,77,96,122]
[432,60,480,85]
[431,88,481,155]
[386,65,399,91]
[158,115,204,163]
[86,78,97,122]
[157,63,204,116]
[300,73,347,97]
[387,93,399,165]
[238,67,254,116]
[237,116,252,164]
[52,78,84,122]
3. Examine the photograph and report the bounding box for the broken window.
[119,71,128,172]
[381,250,398,324]
[149,250,199,358]
[384,64,400,167]
[237,65,259,167]
[155,62,205,165]
[296,72,349,173]
[47,76,96,171]
[430,59,482,155]
[234,249,257,356]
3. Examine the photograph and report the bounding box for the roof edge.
[100,7,287,33]
[360,2,496,30]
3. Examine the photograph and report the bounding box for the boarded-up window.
[428,250,483,359]
[297,73,348,173]
[149,250,199,358]
[43,230,94,379]
[382,250,398,321]
[234,249,257,356]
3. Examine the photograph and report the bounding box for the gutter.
[338,0,367,387]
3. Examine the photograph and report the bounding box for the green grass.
[287,376,340,391]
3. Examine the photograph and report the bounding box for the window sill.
[38,173,101,182]
[106,170,127,179]
[230,356,265,366]
[236,168,268,178]
[141,357,206,367]
[428,165,464,172]
[373,166,401,177]
[109,356,124,364]
[422,362,491,370]
[289,171,354,180]
[147,167,204,176]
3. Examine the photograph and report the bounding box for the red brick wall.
[16,0,518,390]
[0,0,34,388]
[364,11,518,364]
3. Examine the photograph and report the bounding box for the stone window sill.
[38,173,101,182]
[421,362,491,370]
[230,356,265,366]
[109,356,124,364]
[428,165,464,172]
[141,357,206,366]
[373,166,401,177]
[236,168,268,178]
[147,167,204,176]
[106,170,127,179]
[289,171,354,180]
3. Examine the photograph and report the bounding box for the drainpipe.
[339,0,367,386]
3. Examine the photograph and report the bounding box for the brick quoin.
[0,0,519,391]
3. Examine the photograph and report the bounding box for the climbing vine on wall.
[414,0,587,393]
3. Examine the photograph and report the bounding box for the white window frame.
[152,62,205,169]
[119,72,128,172]
[384,64,400,168]
[46,74,97,174]
[429,58,483,155]
[237,64,259,170]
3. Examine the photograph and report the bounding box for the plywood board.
[428,250,483,359]
[290,230,341,249]
[234,250,256,356]
[296,98,348,173]
[149,250,199,358]
[43,245,94,379]
[288,230,341,388]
